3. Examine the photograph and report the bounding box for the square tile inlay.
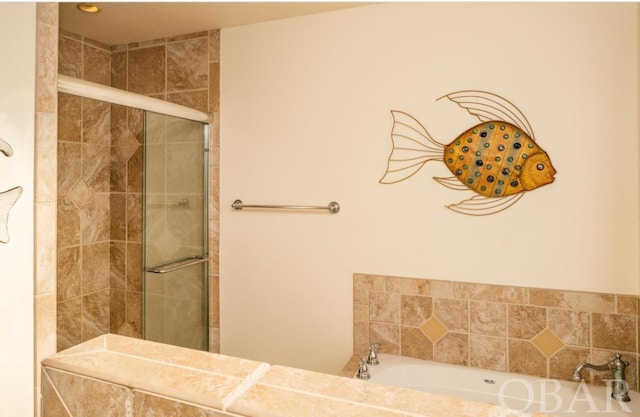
[420,316,448,343]
[68,178,94,209]
[532,328,564,358]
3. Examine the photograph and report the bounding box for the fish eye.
[536,163,545,171]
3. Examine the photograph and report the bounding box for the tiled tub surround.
[42,334,552,417]
[353,273,639,390]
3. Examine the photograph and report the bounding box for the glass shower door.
[143,111,209,350]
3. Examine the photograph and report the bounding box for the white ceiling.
[59,2,372,46]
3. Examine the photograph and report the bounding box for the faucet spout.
[571,362,610,381]
[571,353,631,402]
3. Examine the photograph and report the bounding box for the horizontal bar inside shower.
[147,199,190,208]
[57,74,212,123]
[146,255,209,274]
[231,199,340,214]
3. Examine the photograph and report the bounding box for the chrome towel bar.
[232,199,340,214]
[146,255,209,274]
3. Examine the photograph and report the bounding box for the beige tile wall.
[354,273,640,390]
[55,28,221,352]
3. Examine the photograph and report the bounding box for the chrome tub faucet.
[355,357,370,380]
[366,343,380,366]
[355,343,381,380]
[571,353,631,402]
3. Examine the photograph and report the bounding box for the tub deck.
[42,334,553,417]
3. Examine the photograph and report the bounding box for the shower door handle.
[145,255,209,274]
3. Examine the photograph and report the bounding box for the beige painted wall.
[0,3,36,415]
[220,2,639,373]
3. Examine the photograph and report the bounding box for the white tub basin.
[362,354,639,416]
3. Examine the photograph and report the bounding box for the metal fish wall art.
[380,90,556,216]
[0,137,22,243]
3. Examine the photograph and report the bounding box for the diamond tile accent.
[531,328,565,358]
[67,178,94,209]
[113,130,139,162]
[420,316,448,343]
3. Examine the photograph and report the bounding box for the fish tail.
[380,110,444,184]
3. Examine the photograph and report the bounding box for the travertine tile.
[37,2,58,26]
[82,193,110,243]
[453,282,526,303]
[617,295,638,315]
[529,288,615,313]
[36,21,58,113]
[126,291,142,337]
[111,50,127,90]
[56,297,82,351]
[83,143,111,192]
[508,304,547,339]
[82,289,110,341]
[548,308,590,347]
[35,292,57,363]
[57,246,81,302]
[58,35,82,77]
[35,113,58,201]
[210,62,220,113]
[401,294,432,326]
[126,193,142,241]
[470,300,506,337]
[354,273,386,294]
[167,89,209,113]
[126,242,142,291]
[369,322,399,355]
[401,326,433,360]
[353,321,368,354]
[110,288,126,333]
[45,366,129,416]
[41,369,72,417]
[167,37,208,91]
[83,43,111,85]
[110,194,126,241]
[508,339,547,377]
[385,275,431,295]
[81,241,111,295]
[128,45,166,94]
[82,98,110,144]
[210,275,220,327]
[231,383,404,417]
[110,147,127,192]
[353,273,640,387]
[58,141,81,193]
[369,291,400,323]
[168,31,209,42]
[133,391,227,417]
[58,93,81,142]
[209,30,220,62]
[435,332,468,366]
[57,195,81,247]
[592,313,637,352]
[469,334,507,371]
[434,298,468,332]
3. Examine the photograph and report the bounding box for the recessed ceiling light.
[76,3,101,13]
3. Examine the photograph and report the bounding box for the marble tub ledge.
[42,334,553,417]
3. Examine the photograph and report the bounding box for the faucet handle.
[367,343,381,365]
[355,356,370,380]
[612,353,629,368]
